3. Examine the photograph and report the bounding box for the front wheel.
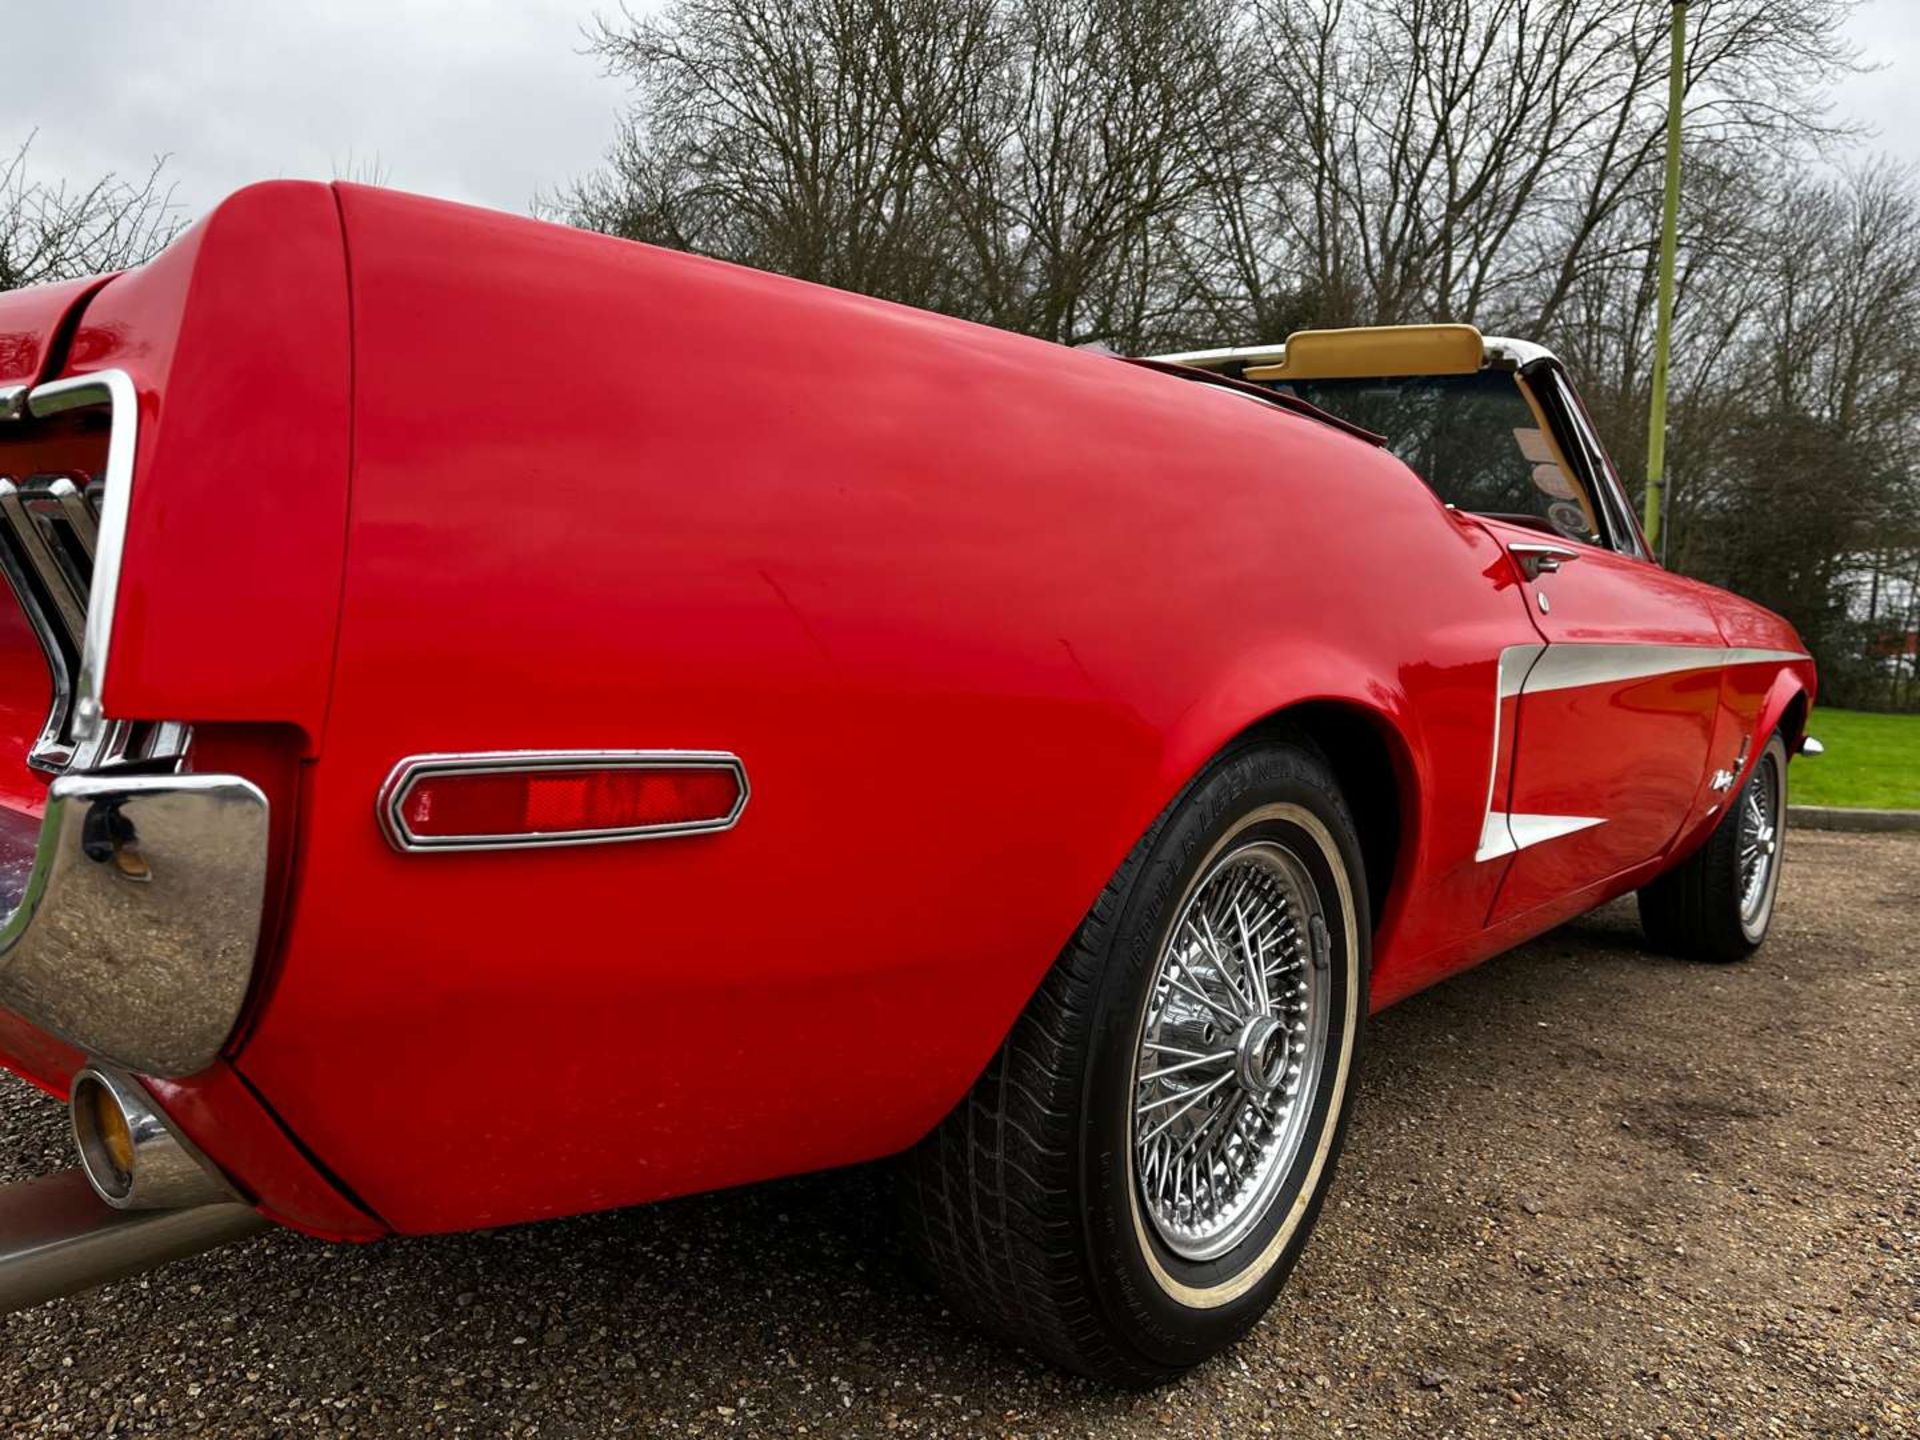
[1638,729,1789,962]
[901,737,1369,1386]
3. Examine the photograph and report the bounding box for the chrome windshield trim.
[27,370,137,744]
[1481,335,1558,369]
[378,749,751,853]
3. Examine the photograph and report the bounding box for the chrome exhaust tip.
[69,1065,237,1211]
[0,1066,267,1316]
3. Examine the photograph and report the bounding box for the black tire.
[1638,730,1790,963]
[901,736,1370,1386]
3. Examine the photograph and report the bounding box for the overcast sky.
[3,0,1917,223]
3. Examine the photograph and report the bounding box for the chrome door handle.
[1508,542,1580,580]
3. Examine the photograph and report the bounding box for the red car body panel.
[0,183,1815,1240]
[0,275,107,391]
[61,181,352,750]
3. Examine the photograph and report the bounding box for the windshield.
[1251,369,1601,545]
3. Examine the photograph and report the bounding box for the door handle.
[1508,542,1581,580]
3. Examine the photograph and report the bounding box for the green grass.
[1792,708,1920,810]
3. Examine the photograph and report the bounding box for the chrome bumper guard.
[0,772,269,1078]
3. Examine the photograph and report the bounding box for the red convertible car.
[0,183,1815,1385]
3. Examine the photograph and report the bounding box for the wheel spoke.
[1196,913,1253,1016]
[1235,901,1272,1014]
[1138,1071,1232,1140]
[1160,964,1243,1028]
[1131,839,1335,1262]
[1137,1050,1234,1084]
[1143,1040,1211,1061]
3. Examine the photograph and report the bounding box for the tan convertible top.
[1153,325,1559,380]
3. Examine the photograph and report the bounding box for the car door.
[1479,366,1724,924]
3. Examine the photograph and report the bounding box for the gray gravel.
[4,829,1915,1438]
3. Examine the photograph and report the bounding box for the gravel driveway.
[3,829,1914,1438]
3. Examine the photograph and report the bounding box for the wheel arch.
[1145,637,1422,947]
[1775,685,1812,754]
[1221,700,1412,933]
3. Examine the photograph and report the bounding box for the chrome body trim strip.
[0,385,24,423]
[0,478,89,640]
[379,749,751,853]
[0,530,75,771]
[27,369,138,744]
[0,1169,265,1317]
[0,772,270,1077]
[47,477,98,560]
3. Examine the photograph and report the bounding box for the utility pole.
[1644,0,1687,557]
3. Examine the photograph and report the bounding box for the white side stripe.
[1473,640,1806,865]
[1526,643,1809,695]
[1476,811,1606,862]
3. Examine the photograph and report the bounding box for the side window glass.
[1260,370,1607,547]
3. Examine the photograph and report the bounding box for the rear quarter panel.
[234,188,1543,1233]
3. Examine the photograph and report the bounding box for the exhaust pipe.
[0,1169,266,1314]
[0,1065,267,1315]
[68,1066,237,1211]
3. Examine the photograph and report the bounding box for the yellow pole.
[1644,0,1687,556]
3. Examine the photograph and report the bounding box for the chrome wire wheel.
[1737,749,1784,931]
[1131,839,1330,1263]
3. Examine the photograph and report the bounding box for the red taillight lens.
[392,760,745,848]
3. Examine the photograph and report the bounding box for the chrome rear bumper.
[0,1169,266,1315]
[0,772,268,1077]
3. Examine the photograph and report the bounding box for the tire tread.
[902,736,1360,1385]
[1639,732,1785,963]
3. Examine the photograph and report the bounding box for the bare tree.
[1,134,181,293]
[554,0,1003,316]
[556,0,1913,704]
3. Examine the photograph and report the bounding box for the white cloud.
[1,0,1913,231]
[1,0,632,218]
[1836,0,1920,171]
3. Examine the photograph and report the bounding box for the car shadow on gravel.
[5,833,1914,1436]
[0,902,1665,1431]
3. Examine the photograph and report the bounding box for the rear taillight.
[379,752,749,851]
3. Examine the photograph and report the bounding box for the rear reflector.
[379,751,748,852]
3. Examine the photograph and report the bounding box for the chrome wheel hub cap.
[1232,1014,1290,1096]
[1132,839,1331,1262]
